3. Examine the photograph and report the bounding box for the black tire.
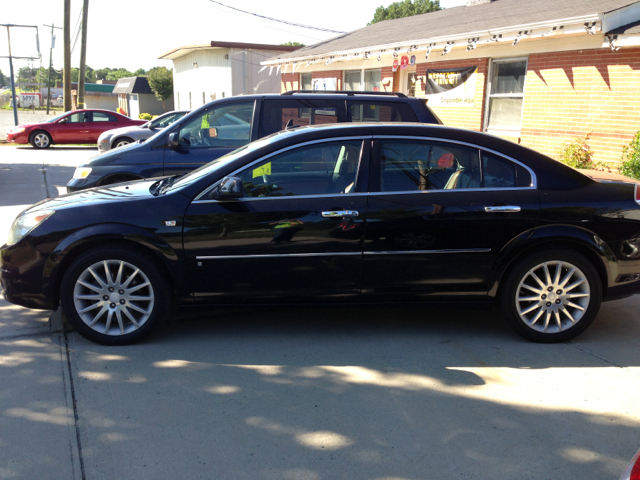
[30,130,52,149]
[60,245,170,345]
[499,248,602,343]
[112,137,134,149]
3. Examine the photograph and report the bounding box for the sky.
[0,0,467,75]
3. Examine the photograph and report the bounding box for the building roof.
[158,41,301,61]
[112,77,153,95]
[264,0,640,63]
[609,19,640,34]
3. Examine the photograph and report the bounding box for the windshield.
[45,112,69,123]
[166,130,288,192]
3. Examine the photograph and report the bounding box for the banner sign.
[424,66,477,107]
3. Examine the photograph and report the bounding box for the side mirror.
[215,176,244,199]
[168,132,180,149]
[59,118,68,124]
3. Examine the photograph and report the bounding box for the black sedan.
[2,123,640,345]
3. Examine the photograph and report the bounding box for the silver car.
[97,110,189,152]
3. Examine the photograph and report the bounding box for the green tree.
[134,68,147,76]
[0,69,6,87]
[280,41,305,47]
[37,66,63,88]
[71,66,96,83]
[105,68,134,80]
[147,66,173,112]
[369,0,441,25]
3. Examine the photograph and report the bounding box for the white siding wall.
[229,49,285,96]
[85,95,118,111]
[172,49,232,110]
[136,93,172,116]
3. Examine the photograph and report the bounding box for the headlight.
[6,210,54,246]
[73,167,92,179]
[11,127,25,134]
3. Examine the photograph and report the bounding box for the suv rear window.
[259,99,346,138]
[347,101,418,123]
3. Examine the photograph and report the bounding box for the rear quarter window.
[347,101,418,123]
[259,99,346,138]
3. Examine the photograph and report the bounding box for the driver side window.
[178,102,254,149]
[236,140,363,198]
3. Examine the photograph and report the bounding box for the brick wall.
[417,58,488,132]
[521,47,640,166]
[381,66,395,92]
[281,73,299,93]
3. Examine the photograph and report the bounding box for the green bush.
[620,131,640,180]
[557,133,595,169]
[138,113,153,120]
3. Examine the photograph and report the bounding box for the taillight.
[621,448,640,480]
[636,184,640,206]
[632,454,640,480]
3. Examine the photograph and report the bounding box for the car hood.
[100,125,145,139]
[25,179,159,213]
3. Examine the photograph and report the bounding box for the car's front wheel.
[113,137,133,148]
[30,130,52,149]
[60,246,170,345]
[500,249,602,343]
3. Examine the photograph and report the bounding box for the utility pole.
[44,23,62,114]
[0,24,40,126]
[78,0,89,109]
[63,0,71,111]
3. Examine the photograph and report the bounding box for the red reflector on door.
[636,184,640,205]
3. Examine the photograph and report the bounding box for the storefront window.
[486,58,527,132]
[345,70,361,91]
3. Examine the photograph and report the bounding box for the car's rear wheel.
[500,249,602,343]
[60,246,170,345]
[30,131,52,149]
[113,137,133,148]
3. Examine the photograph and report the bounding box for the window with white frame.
[345,69,381,92]
[301,73,312,91]
[485,58,528,132]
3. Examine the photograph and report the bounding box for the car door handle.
[322,210,359,218]
[484,206,521,213]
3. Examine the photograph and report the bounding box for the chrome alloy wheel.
[114,139,130,148]
[515,260,590,333]
[73,260,155,335]
[34,133,50,148]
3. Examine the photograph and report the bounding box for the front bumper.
[66,177,99,192]
[7,131,28,144]
[1,242,55,311]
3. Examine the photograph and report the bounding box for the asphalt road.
[1,145,639,480]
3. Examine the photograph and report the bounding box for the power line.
[206,0,345,34]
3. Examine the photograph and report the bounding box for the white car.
[97,110,189,152]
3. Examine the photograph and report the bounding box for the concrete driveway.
[0,145,639,480]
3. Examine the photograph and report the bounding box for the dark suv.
[66,91,442,192]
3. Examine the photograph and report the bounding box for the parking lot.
[1,145,640,480]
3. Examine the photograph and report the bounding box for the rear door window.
[259,99,346,138]
[347,101,418,123]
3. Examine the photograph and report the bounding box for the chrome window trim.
[196,248,490,260]
[373,135,537,189]
[194,136,371,201]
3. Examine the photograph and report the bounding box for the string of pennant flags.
[259,21,614,74]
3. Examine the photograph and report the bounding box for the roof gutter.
[261,13,603,66]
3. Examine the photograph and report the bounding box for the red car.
[6,109,146,149]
